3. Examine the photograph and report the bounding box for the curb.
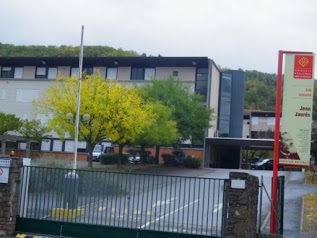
[16,234,43,238]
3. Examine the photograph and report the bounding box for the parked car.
[250,158,284,170]
[88,144,114,162]
[128,153,141,164]
[162,150,188,166]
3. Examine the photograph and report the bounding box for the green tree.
[244,70,276,110]
[139,76,213,148]
[134,102,179,163]
[17,119,51,157]
[35,75,153,168]
[0,112,22,135]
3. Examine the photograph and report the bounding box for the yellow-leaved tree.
[35,74,155,168]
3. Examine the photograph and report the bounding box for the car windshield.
[93,145,102,152]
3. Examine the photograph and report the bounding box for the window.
[267,117,275,126]
[251,117,259,125]
[83,67,93,75]
[131,68,155,80]
[144,68,155,80]
[71,67,79,77]
[106,68,117,79]
[131,68,145,80]
[48,67,57,79]
[1,67,14,78]
[35,67,47,79]
[172,71,178,77]
[14,67,24,79]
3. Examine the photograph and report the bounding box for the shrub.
[31,157,72,168]
[184,157,202,169]
[100,153,129,165]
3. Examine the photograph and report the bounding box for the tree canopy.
[35,75,154,167]
[0,42,139,57]
[0,112,22,135]
[139,77,213,143]
[244,70,276,111]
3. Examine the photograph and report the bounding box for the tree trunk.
[140,144,146,163]
[87,142,95,168]
[154,145,160,164]
[118,144,124,167]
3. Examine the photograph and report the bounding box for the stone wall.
[0,157,21,236]
[226,172,259,238]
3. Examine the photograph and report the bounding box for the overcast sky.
[1,0,317,74]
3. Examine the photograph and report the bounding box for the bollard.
[63,171,79,209]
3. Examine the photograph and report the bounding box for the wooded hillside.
[0,42,139,57]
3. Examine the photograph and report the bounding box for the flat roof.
[0,56,210,68]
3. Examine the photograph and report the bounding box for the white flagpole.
[73,25,84,170]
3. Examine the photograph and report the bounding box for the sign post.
[271,50,314,234]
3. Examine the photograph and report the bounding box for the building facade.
[0,56,228,158]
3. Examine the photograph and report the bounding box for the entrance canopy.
[206,137,274,150]
[204,137,275,168]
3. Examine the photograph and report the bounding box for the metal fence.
[18,166,228,237]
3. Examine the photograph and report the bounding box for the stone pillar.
[0,157,21,236]
[226,172,259,238]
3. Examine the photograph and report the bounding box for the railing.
[18,166,228,237]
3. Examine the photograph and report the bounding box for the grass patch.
[302,193,317,236]
[305,171,317,185]
[31,157,72,168]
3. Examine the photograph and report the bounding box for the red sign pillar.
[271,50,313,234]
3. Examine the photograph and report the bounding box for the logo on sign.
[294,55,313,79]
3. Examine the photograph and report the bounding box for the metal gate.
[16,166,229,238]
[257,175,285,235]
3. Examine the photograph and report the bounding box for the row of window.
[0,66,180,81]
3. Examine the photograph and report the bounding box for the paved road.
[19,166,317,237]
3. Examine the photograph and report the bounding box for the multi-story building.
[0,56,245,166]
[243,110,275,139]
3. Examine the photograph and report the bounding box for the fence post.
[225,172,259,238]
[0,157,22,236]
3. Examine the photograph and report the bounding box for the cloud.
[1,0,317,74]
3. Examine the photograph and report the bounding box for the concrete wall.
[208,62,220,137]
[117,67,131,80]
[155,67,195,81]
[23,66,36,79]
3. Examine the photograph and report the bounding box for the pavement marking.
[133,210,141,215]
[213,203,223,213]
[98,207,106,212]
[111,208,116,213]
[153,197,176,207]
[139,199,199,229]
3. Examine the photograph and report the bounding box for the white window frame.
[144,68,155,80]
[14,67,24,79]
[106,68,118,79]
[48,67,57,79]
